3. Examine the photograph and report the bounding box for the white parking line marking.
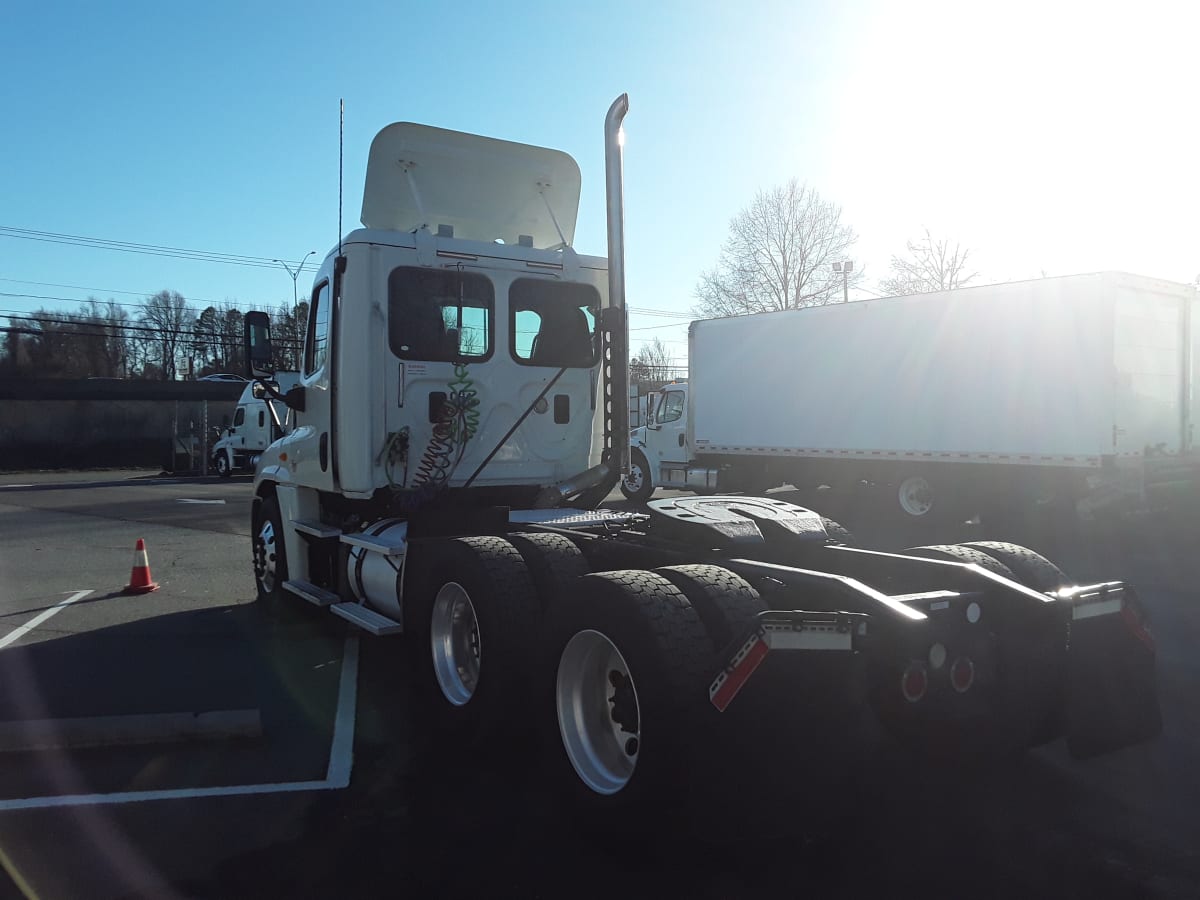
[0,485,34,489]
[0,591,93,650]
[0,636,360,811]
[325,637,358,788]
[175,499,226,505]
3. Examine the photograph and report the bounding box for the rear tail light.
[901,663,928,703]
[950,656,975,693]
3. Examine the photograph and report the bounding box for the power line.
[0,225,313,270]
[0,278,284,310]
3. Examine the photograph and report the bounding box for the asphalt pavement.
[0,473,1194,898]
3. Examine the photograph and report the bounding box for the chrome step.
[340,532,406,556]
[282,579,340,607]
[330,602,404,636]
[292,519,342,539]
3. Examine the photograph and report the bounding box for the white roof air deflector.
[361,123,581,249]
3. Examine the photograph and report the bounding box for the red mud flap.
[708,611,866,712]
[1061,584,1162,759]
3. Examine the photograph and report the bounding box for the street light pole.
[832,260,854,303]
[273,251,317,307]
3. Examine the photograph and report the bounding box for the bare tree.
[141,290,194,380]
[695,179,861,317]
[879,229,978,296]
[630,337,680,387]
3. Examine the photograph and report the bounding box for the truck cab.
[623,382,724,501]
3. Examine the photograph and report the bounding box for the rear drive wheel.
[654,564,765,653]
[903,544,1017,580]
[961,541,1070,591]
[252,494,288,618]
[620,449,654,503]
[506,532,589,612]
[404,537,538,743]
[548,571,711,822]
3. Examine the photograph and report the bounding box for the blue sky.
[3,0,1197,369]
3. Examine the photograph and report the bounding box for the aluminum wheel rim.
[255,517,277,591]
[217,455,229,475]
[430,582,480,706]
[556,629,640,795]
[898,475,934,517]
[624,460,644,494]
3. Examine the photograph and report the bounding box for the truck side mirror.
[244,311,275,379]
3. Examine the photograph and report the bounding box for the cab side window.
[658,391,685,424]
[233,407,246,427]
[305,281,331,376]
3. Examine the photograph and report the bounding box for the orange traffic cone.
[123,538,160,594]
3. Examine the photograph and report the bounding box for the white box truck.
[623,273,1199,522]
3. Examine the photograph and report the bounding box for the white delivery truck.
[624,273,1200,523]
[239,97,1158,822]
[211,372,301,476]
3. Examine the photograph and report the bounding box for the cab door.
[286,278,336,492]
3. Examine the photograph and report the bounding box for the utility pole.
[273,251,317,307]
[832,260,854,303]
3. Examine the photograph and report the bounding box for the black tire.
[819,515,857,547]
[545,570,713,826]
[961,541,1070,591]
[506,532,589,612]
[619,448,654,503]
[654,564,765,653]
[403,536,538,744]
[251,493,289,618]
[215,451,232,478]
[903,544,1017,580]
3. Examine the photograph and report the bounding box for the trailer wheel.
[548,571,710,817]
[404,537,538,742]
[619,449,654,502]
[215,451,231,478]
[251,494,288,616]
[819,516,857,547]
[654,565,765,653]
[903,544,1017,580]
[896,474,935,518]
[506,532,589,612]
[961,541,1070,592]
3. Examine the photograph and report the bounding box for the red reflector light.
[950,657,975,693]
[901,663,928,703]
[1120,603,1155,652]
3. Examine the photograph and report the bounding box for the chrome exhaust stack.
[604,93,631,481]
[534,94,630,509]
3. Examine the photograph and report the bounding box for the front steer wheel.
[252,493,292,622]
[403,536,538,745]
[619,449,654,503]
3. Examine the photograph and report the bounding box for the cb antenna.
[338,98,344,259]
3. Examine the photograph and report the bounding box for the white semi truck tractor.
[244,96,1160,820]
[211,372,300,477]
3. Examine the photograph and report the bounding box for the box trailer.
[624,273,1199,522]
